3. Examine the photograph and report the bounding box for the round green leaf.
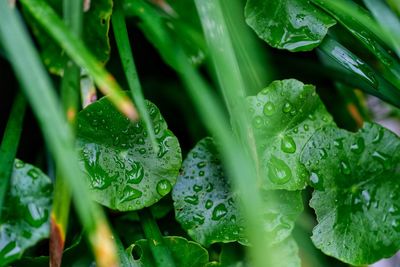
[245,0,336,52]
[127,236,209,267]
[246,79,334,190]
[0,159,53,266]
[76,96,182,211]
[172,137,303,246]
[301,123,400,265]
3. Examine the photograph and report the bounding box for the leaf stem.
[0,92,26,219]
[138,209,176,267]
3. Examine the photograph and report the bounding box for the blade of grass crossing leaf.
[194,0,277,265]
[363,0,400,57]
[50,1,83,266]
[112,1,158,152]
[138,209,176,267]
[19,0,139,121]
[0,3,118,267]
[0,92,26,219]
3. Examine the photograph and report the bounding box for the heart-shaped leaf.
[301,123,400,265]
[0,160,53,266]
[76,95,182,211]
[127,236,209,267]
[172,137,303,246]
[24,0,112,75]
[245,0,336,51]
[247,79,334,190]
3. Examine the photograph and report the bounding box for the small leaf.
[172,137,303,246]
[0,160,53,266]
[127,236,209,267]
[247,79,334,190]
[245,0,336,51]
[25,0,112,75]
[76,95,182,211]
[301,123,400,265]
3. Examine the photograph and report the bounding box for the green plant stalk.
[0,92,26,219]
[111,1,158,152]
[312,0,400,89]
[50,1,83,266]
[138,209,176,267]
[194,0,275,265]
[311,0,400,57]
[20,0,139,121]
[318,36,400,107]
[363,0,400,58]
[0,3,118,267]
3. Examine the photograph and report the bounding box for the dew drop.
[269,156,292,185]
[27,169,39,180]
[252,116,263,129]
[340,160,351,175]
[199,171,205,177]
[212,203,228,220]
[126,162,144,184]
[372,151,391,169]
[206,183,214,192]
[15,160,25,169]
[372,129,384,144]
[156,180,172,196]
[350,137,365,154]
[120,186,142,203]
[205,199,213,209]
[309,172,321,187]
[282,102,292,113]
[193,185,203,192]
[281,135,296,154]
[193,213,205,224]
[197,161,206,168]
[26,203,47,227]
[263,102,275,116]
[184,195,199,205]
[303,124,309,131]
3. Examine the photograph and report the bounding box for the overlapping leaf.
[245,0,336,51]
[172,137,303,246]
[247,79,334,190]
[25,0,112,74]
[76,95,182,211]
[301,123,400,265]
[0,160,53,266]
[127,236,209,267]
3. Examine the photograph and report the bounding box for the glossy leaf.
[301,123,400,265]
[25,0,112,75]
[245,0,336,51]
[127,236,209,267]
[0,160,53,266]
[247,79,334,190]
[76,95,182,211]
[172,138,303,246]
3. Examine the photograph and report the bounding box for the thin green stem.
[112,1,158,152]
[20,0,139,121]
[0,3,118,266]
[0,92,26,219]
[138,209,176,267]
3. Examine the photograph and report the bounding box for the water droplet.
[230,215,237,223]
[205,199,213,209]
[15,160,25,169]
[212,203,228,220]
[193,213,205,224]
[206,183,214,192]
[308,114,316,120]
[340,160,351,175]
[282,102,292,113]
[193,185,203,192]
[372,128,384,144]
[281,135,296,154]
[303,124,309,131]
[27,169,39,179]
[137,138,145,145]
[126,162,144,184]
[199,171,205,177]
[184,195,199,205]
[350,137,365,154]
[197,161,206,168]
[156,180,172,196]
[269,156,292,185]
[252,116,263,129]
[334,138,344,149]
[26,203,47,227]
[318,148,328,159]
[139,148,146,154]
[309,172,321,187]
[120,186,142,203]
[372,151,391,169]
[293,127,298,134]
[263,102,275,116]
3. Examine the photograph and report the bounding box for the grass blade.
[0,92,26,219]
[0,3,118,266]
[20,0,139,121]
[112,1,158,152]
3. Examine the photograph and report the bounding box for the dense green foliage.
[0,0,400,266]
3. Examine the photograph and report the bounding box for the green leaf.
[127,236,209,267]
[245,0,336,51]
[76,95,182,211]
[300,123,400,265]
[0,160,53,266]
[172,137,303,246]
[25,0,112,75]
[246,79,334,190]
